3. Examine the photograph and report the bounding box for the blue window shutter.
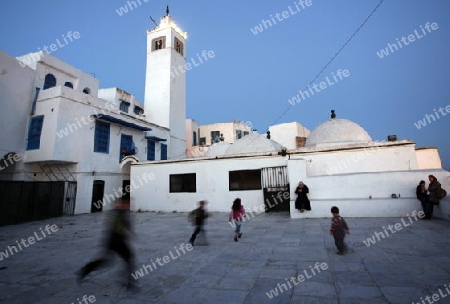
[147,140,155,161]
[161,143,167,160]
[120,134,133,161]
[26,116,44,150]
[94,121,110,153]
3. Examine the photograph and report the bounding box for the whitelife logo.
[250,0,313,35]
[18,31,81,68]
[376,22,439,59]
[0,224,58,261]
[363,210,425,247]
[288,69,350,105]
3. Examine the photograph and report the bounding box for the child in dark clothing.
[330,206,349,255]
[188,200,209,246]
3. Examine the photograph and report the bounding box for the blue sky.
[1,0,449,169]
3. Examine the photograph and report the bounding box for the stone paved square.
[1,211,450,303]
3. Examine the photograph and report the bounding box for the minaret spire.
[166,5,169,16]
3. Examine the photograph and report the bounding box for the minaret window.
[174,37,184,55]
[152,37,166,51]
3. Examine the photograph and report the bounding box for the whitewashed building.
[131,113,450,220]
[0,11,189,220]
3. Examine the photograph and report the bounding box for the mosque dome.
[305,118,372,147]
[224,133,282,155]
[204,141,231,157]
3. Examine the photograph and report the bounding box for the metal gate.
[63,182,77,215]
[261,166,290,212]
[0,181,65,226]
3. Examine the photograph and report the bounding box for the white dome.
[305,118,372,147]
[224,133,282,155]
[204,141,231,157]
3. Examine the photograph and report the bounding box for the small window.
[161,143,167,160]
[170,173,196,193]
[134,106,144,115]
[83,87,91,94]
[43,74,56,90]
[236,130,243,140]
[120,100,130,113]
[64,82,73,88]
[174,37,184,56]
[152,36,166,51]
[229,170,262,191]
[147,140,155,161]
[199,137,206,146]
[211,131,220,145]
[94,121,110,153]
[243,131,249,136]
[192,131,197,146]
[26,116,44,150]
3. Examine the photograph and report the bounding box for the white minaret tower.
[144,7,187,159]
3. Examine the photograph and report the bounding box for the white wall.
[287,158,450,219]
[130,156,287,213]
[18,52,99,96]
[416,148,442,169]
[298,144,419,177]
[0,51,35,181]
[269,122,310,150]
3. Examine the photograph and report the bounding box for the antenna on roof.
[149,16,158,27]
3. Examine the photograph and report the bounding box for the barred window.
[94,121,110,153]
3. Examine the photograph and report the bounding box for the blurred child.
[77,202,136,289]
[229,198,245,242]
[188,200,209,246]
[330,206,349,255]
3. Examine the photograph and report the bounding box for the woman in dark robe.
[295,182,311,212]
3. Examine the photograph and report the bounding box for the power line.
[270,0,386,127]
[218,0,386,156]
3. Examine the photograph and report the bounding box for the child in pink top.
[229,198,245,242]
